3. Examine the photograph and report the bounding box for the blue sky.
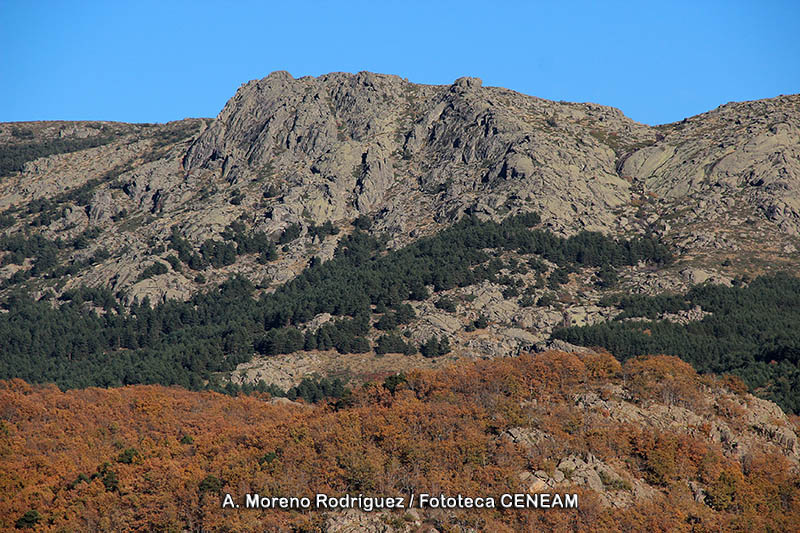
[1,1,798,125]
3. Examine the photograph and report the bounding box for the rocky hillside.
[1,73,798,307]
[623,95,800,235]
[183,72,653,237]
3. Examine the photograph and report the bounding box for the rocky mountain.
[2,73,798,307]
[622,95,800,235]
[6,72,800,308]
[2,72,800,532]
[183,72,651,237]
[1,72,799,390]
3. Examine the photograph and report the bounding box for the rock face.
[183,71,654,238]
[621,95,800,235]
[618,98,800,282]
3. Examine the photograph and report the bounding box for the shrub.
[375,334,416,355]
[420,336,451,358]
[353,214,372,230]
[116,447,139,464]
[14,510,41,529]
[137,261,169,281]
[383,373,407,393]
[199,474,223,493]
[164,254,182,271]
[537,294,555,307]
[435,297,456,312]
[278,223,302,244]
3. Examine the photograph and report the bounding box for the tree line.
[0,132,116,177]
[553,273,800,413]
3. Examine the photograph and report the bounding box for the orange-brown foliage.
[624,354,705,409]
[1,352,798,532]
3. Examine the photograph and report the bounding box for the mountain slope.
[183,71,653,238]
[0,73,799,407]
[623,95,800,235]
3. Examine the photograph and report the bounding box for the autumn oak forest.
[3,352,800,532]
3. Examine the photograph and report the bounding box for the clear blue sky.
[2,0,798,125]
